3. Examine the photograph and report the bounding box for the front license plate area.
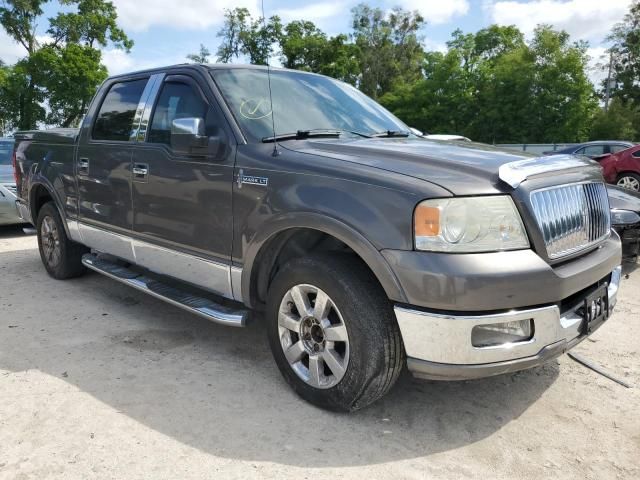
[580,284,609,335]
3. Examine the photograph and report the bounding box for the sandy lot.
[0,225,638,479]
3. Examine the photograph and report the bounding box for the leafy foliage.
[0,0,131,131]
[380,25,598,143]
[215,8,282,65]
[589,99,639,140]
[607,0,640,138]
[187,44,211,64]
[1,1,637,142]
[351,4,425,99]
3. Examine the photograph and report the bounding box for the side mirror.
[410,127,424,137]
[593,153,612,161]
[171,117,208,153]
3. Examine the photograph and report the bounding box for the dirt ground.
[0,225,638,480]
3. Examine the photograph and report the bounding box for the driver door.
[130,74,235,292]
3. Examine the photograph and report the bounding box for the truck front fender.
[239,212,409,308]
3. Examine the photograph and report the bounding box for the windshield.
[211,68,409,142]
[0,140,13,165]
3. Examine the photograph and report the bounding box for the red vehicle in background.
[598,144,640,192]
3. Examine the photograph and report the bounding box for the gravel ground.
[0,225,638,479]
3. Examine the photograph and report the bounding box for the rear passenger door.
[130,73,235,284]
[77,77,149,233]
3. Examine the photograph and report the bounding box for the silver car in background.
[0,138,26,226]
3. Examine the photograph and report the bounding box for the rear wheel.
[266,254,404,411]
[617,173,640,192]
[36,202,88,279]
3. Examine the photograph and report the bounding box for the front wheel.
[266,254,404,411]
[617,173,640,192]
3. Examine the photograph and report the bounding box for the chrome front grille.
[530,182,610,259]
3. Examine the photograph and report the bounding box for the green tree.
[382,24,596,143]
[351,4,425,99]
[278,21,359,84]
[382,25,530,140]
[187,44,210,63]
[280,20,329,71]
[215,8,282,65]
[381,49,471,135]
[526,26,597,142]
[608,0,640,104]
[589,100,639,140]
[0,61,11,134]
[0,0,132,130]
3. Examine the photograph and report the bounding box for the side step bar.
[82,253,248,327]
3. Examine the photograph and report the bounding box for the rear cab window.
[92,79,149,141]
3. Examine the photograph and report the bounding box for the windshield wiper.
[262,129,371,143]
[370,130,411,138]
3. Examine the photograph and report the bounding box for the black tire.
[616,172,640,192]
[266,254,404,412]
[36,202,88,279]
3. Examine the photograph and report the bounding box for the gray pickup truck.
[12,64,622,411]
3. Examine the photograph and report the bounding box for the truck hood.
[289,138,597,195]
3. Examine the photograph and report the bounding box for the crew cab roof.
[105,63,307,81]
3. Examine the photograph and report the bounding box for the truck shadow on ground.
[0,225,33,239]
[0,248,560,468]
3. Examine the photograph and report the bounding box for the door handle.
[78,158,89,175]
[132,163,149,180]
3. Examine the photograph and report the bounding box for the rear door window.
[93,79,148,141]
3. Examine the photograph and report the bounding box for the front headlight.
[611,209,640,225]
[414,196,529,252]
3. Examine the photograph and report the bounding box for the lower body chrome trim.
[71,220,239,300]
[66,218,82,243]
[230,266,243,302]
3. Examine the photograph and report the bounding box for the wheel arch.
[240,213,408,310]
[29,181,71,237]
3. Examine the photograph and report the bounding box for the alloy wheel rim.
[278,284,350,389]
[617,176,640,192]
[41,215,61,267]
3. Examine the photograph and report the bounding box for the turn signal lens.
[414,204,440,237]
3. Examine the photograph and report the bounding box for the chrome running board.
[82,253,248,327]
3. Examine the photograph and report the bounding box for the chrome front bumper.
[396,266,622,380]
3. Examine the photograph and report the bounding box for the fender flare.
[28,179,71,238]
[239,212,408,308]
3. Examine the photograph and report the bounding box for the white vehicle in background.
[0,138,27,226]
[409,128,471,142]
[425,134,472,142]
